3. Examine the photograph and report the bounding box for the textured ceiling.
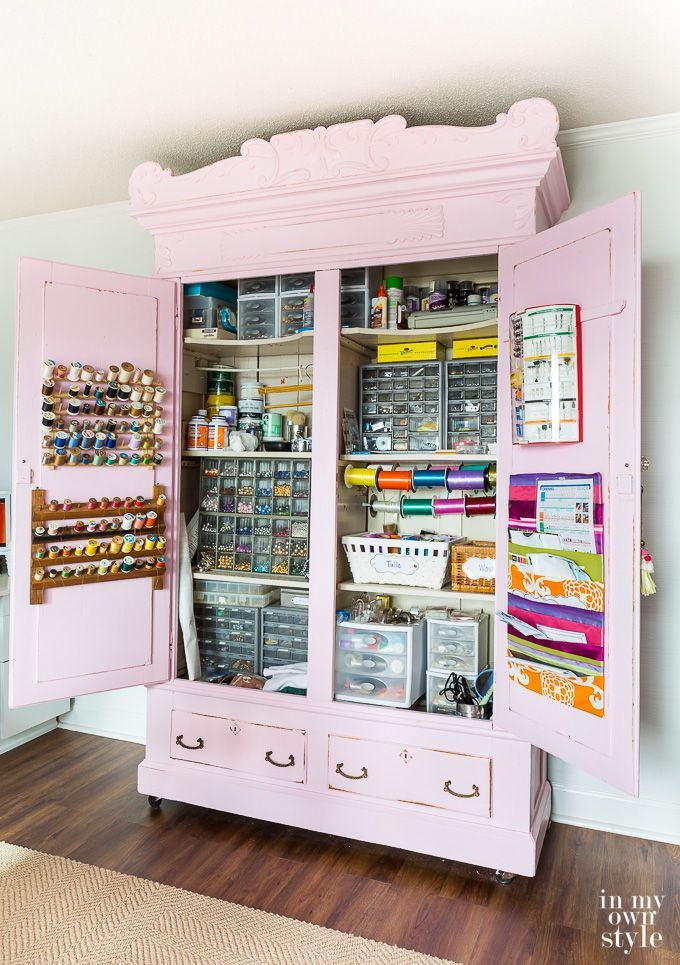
[2,0,679,219]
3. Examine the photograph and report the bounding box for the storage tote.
[341,533,455,589]
[450,539,496,594]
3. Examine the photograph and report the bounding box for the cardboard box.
[452,337,498,359]
[377,341,445,362]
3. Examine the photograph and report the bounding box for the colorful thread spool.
[343,466,379,489]
[376,469,413,492]
[412,467,447,489]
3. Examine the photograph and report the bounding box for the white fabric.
[179,513,201,680]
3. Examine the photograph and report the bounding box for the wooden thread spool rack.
[30,484,167,604]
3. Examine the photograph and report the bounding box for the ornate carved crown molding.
[129,98,562,213]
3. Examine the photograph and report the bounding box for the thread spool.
[343,466,379,489]
[399,497,434,517]
[446,467,488,491]
[119,362,134,384]
[121,556,134,573]
[432,498,466,516]
[464,495,496,517]
[41,379,54,396]
[107,365,120,382]
[141,369,155,386]
[42,360,55,379]
[412,467,447,489]
[68,362,82,381]
[376,469,414,492]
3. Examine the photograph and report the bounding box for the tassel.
[641,548,657,596]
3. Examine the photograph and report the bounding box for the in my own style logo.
[600,890,665,954]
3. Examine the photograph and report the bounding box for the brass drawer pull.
[335,763,368,781]
[443,779,479,799]
[175,734,204,751]
[265,751,295,768]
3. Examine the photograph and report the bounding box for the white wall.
[0,115,678,841]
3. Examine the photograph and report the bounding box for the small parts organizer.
[197,456,310,578]
[40,360,166,468]
[30,485,167,604]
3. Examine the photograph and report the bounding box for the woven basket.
[451,540,496,594]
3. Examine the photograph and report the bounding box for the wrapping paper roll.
[465,495,496,516]
[343,466,379,488]
[376,469,413,492]
[432,498,466,516]
[412,468,447,489]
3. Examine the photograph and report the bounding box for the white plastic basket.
[341,533,454,589]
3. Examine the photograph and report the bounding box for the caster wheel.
[494,870,516,885]
[148,796,163,809]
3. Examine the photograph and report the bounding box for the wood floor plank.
[0,730,678,964]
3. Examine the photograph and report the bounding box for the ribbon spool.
[343,466,379,489]
[399,497,434,517]
[412,467,447,489]
[432,498,466,516]
[376,469,413,492]
[464,495,496,516]
[446,467,488,491]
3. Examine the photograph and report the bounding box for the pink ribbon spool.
[432,498,465,516]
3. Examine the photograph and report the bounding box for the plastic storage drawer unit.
[426,611,489,675]
[194,600,261,678]
[335,619,426,708]
[261,605,309,671]
[426,671,479,715]
[359,361,445,454]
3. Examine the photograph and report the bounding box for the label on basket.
[371,555,417,576]
[462,556,496,581]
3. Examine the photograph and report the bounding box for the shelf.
[194,571,309,590]
[340,314,497,350]
[183,450,312,460]
[184,332,313,360]
[339,452,496,465]
[31,567,163,604]
[32,547,164,569]
[33,525,165,544]
[337,581,495,602]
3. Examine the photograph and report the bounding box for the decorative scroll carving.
[129,99,561,211]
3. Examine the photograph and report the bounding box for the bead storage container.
[237,277,279,340]
[446,357,497,454]
[280,273,314,337]
[261,605,309,675]
[339,268,383,329]
[359,361,445,453]
[334,619,427,709]
[196,456,310,577]
[426,610,489,675]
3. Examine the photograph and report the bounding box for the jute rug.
[0,842,459,965]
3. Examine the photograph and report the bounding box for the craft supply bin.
[197,456,310,578]
[359,361,445,453]
[341,533,454,589]
[426,611,489,674]
[335,619,426,708]
[446,358,497,454]
[450,540,496,594]
[261,605,309,671]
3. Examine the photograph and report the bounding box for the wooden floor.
[0,730,677,964]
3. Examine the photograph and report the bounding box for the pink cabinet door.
[495,195,641,795]
[10,259,177,706]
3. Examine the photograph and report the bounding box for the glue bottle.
[371,283,387,329]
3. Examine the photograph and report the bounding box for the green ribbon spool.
[400,497,434,517]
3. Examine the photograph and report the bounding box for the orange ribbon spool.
[376,469,414,492]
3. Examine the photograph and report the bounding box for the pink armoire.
[9,98,641,878]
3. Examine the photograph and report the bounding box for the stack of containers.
[446,343,498,454]
[334,619,427,708]
[280,273,314,336]
[425,610,489,715]
[237,277,278,340]
[237,380,264,443]
[261,604,309,671]
[340,268,384,329]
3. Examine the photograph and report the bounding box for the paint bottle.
[370,283,387,329]
[208,416,229,450]
[186,410,209,450]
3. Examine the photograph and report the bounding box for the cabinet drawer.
[328,735,490,817]
[170,710,306,783]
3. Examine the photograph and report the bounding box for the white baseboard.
[0,719,59,755]
[57,689,146,745]
[58,719,145,745]
[551,783,680,845]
